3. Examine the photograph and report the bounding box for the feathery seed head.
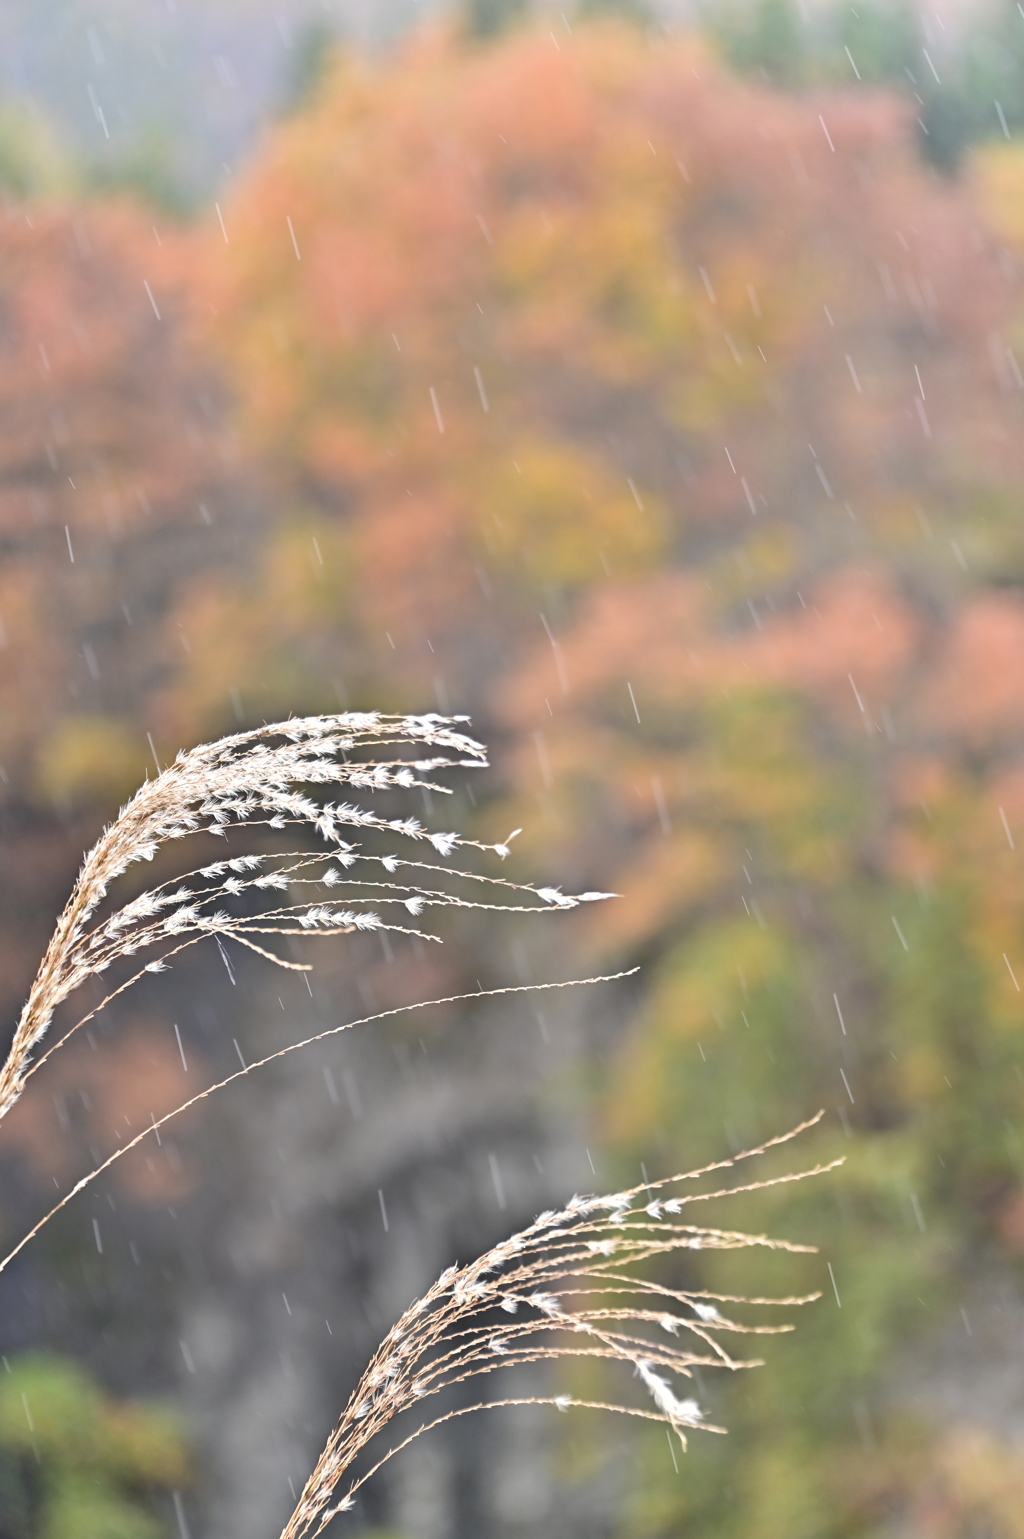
[1,713,609,1125]
[276,1113,834,1539]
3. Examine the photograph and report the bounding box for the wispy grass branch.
[0,711,610,1124]
[279,1114,836,1538]
[0,973,634,1278]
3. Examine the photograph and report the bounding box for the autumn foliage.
[5,12,1024,1538]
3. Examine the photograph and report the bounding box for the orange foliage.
[502,566,918,730]
[922,596,1024,746]
[0,1018,197,1206]
[0,201,243,789]
[162,20,1024,748]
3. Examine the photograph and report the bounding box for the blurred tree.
[462,0,529,41]
[84,129,194,216]
[0,1355,188,1538]
[0,201,257,804]
[918,0,1024,172]
[706,0,805,85]
[576,0,652,24]
[918,89,977,174]
[976,139,1024,249]
[705,0,1024,175]
[839,0,919,83]
[278,19,340,115]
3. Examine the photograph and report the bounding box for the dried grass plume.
[0,711,609,1125]
[280,1115,836,1539]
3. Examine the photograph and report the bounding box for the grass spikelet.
[0,712,608,1125]
[279,1115,838,1539]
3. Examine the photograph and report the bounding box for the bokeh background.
[5,0,1024,1534]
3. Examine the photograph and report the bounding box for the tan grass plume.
[279,1115,835,1538]
[0,711,610,1126]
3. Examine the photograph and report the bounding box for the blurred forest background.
[5,0,1024,1535]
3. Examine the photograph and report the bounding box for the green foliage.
[708,0,805,85]
[576,0,652,23]
[479,441,663,587]
[707,0,1024,170]
[83,129,194,215]
[919,89,982,175]
[462,0,529,40]
[0,1356,189,1539]
[918,0,1024,172]
[278,20,340,115]
[710,0,920,87]
[839,0,919,83]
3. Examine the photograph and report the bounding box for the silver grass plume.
[0,711,611,1124]
[280,1116,837,1539]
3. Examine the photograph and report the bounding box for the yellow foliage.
[973,141,1024,251]
[478,441,662,585]
[35,716,150,808]
[583,828,725,958]
[0,101,75,201]
[493,161,699,379]
[606,919,791,1144]
[157,517,352,742]
[737,1436,828,1539]
[897,1042,952,1105]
